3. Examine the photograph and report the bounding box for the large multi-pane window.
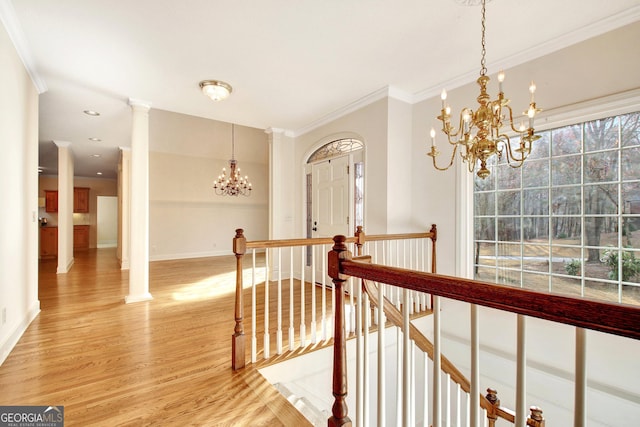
[474,111,640,305]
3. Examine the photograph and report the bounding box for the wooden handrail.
[246,236,357,249]
[339,253,640,341]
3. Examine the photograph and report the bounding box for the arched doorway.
[306,138,364,239]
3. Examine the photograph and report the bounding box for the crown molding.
[265,127,295,138]
[414,5,640,104]
[0,0,47,94]
[293,86,413,137]
[128,98,152,110]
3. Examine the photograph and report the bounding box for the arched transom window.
[307,138,364,163]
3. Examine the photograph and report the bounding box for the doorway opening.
[97,196,118,248]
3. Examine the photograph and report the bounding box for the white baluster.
[251,249,257,364]
[264,249,270,359]
[433,295,442,427]
[322,244,328,341]
[378,282,386,427]
[446,373,451,427]
[311,246,317,344]
[516,315,527,427]
[470,304,480,427]
[300,246,306,348]
[396,327,403,427]
[575,327,587,427]
[403,289,411,426]
[276,247,282,355]
[356,279,363,427]
[411,339,416,426]
[423,343,430,427]
[456,383,462,427]
[289,247,294,351]
[363,291,370,427]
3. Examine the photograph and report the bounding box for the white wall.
[273,20,640,425]
[0,21,40,364]
[294,99,391,235]
[148,110,269,259]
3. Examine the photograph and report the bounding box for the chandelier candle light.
[213,124,252,196]
[428,0,541,179]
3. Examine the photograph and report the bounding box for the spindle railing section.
[328,234,640,427]
[232,225,437,369]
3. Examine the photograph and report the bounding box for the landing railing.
[328,235,640,427]
[232,225,437,370]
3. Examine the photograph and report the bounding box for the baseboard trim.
[0,301,40,366]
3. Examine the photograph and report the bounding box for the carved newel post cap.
[485,388,500,406]
[529,406,544,421]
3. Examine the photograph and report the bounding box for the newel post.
[485,388,499,427]
[529,406,545,427]
[430,223,438,274]
[328,235,353,427]
[232,228,246,370]
[354,225,365,256]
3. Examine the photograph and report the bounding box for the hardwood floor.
[0,249,311,426]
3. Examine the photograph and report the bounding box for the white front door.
[312,155,350,239]
[308,155,351,286]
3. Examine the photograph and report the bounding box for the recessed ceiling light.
[83,110,100,116]
[89,137,102,142]
[90,154,101,158]
[96,172,103,176]
[38,168,43,173]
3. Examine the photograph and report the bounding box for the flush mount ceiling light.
[199,80,232,101]
[90,154,101,158]
[83,110,100,116]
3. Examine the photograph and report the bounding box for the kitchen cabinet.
[74,187,90,213]
[74,225,90,250]
[43,188,90,213]
[40,226,58,258]
[45,190,58,213]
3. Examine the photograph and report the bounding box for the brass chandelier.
[213,124,252,196]
[428,0,541,179]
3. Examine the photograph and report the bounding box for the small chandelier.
[199,80,232,101]
[213,124,252,196]
[428,0,541,179]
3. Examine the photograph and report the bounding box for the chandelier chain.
[480,0,487,76]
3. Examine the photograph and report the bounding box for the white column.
[54,140,74,274]
[118,147,131,270]
[265,128,295,240]
[125,98,152,303]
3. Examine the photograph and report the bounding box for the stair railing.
[232,225,437,370]
[328,234,640,427]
